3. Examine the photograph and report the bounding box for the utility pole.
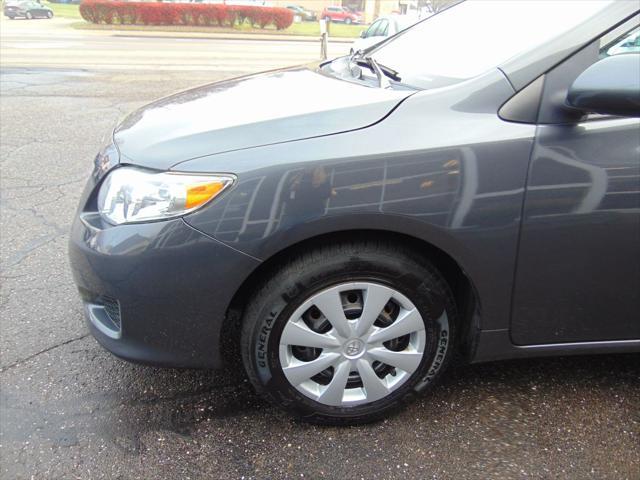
[320,18,329,60]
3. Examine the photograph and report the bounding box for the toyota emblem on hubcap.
[344,339,364,358]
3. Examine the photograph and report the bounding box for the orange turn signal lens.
[185,181,227,209]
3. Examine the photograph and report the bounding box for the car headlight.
[97,166,234,225]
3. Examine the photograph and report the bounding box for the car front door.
[511,21,640,345]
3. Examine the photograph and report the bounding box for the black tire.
[241,241,457,425]
[8,15,15,19]
[46,11,53,18]
[345,18,352,24]
[25,11,32,19]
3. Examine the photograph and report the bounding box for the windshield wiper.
[350,50,401,88]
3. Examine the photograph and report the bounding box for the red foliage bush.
[79,0,294,30]
[272,7,293,30]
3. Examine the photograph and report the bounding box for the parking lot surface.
[1,19,639,480]
[0,17,349,71]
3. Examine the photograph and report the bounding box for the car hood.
[113,66,411,170]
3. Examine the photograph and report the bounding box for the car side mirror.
[360,30,366,38]
[566,54,640,117]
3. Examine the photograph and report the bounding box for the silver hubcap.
[279,282,426,407]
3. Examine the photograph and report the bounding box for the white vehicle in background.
[350,15,420,54]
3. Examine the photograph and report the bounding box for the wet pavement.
[1,68,639,480]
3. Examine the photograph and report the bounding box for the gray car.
[69,0,640,424]
[4,0,53,19]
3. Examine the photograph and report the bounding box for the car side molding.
[473,329,640,363]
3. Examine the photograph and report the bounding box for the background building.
[270,0,406,23]
[271,0,455,24]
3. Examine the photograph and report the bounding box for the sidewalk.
[112,30,354,43]
[75,23,355,43]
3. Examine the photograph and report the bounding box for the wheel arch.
[222,228,481,364]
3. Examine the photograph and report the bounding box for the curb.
[110,32,354,43]
[70,24,355,43]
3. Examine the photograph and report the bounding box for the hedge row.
[79,0,295,30]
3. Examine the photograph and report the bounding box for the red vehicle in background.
[321,5,361,24]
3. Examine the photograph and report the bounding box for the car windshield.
[371,0,613,90]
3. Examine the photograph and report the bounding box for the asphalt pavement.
[0,17,349,71]
[1,16,639,480]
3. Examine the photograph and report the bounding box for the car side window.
[378,19,389,36]
[366,20,381,38]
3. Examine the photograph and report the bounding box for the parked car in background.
[351,15,419,54]
[4,0,53,18]
[345,6,364,18]
[286,4,316,21]
[321,5,361,24]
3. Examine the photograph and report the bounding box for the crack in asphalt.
[1,176,86,191]
[0,182,76,270]
[0,333,90,373]
[2,231,67,269]
[2,281,74,294]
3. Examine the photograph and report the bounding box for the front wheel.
[241,241,457,425]
[25,11,32,19]
[345,18,352,24]
[46,11,53,18]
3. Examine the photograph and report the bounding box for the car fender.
[180,69,534,334]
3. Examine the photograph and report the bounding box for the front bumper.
[69,213,260,368]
